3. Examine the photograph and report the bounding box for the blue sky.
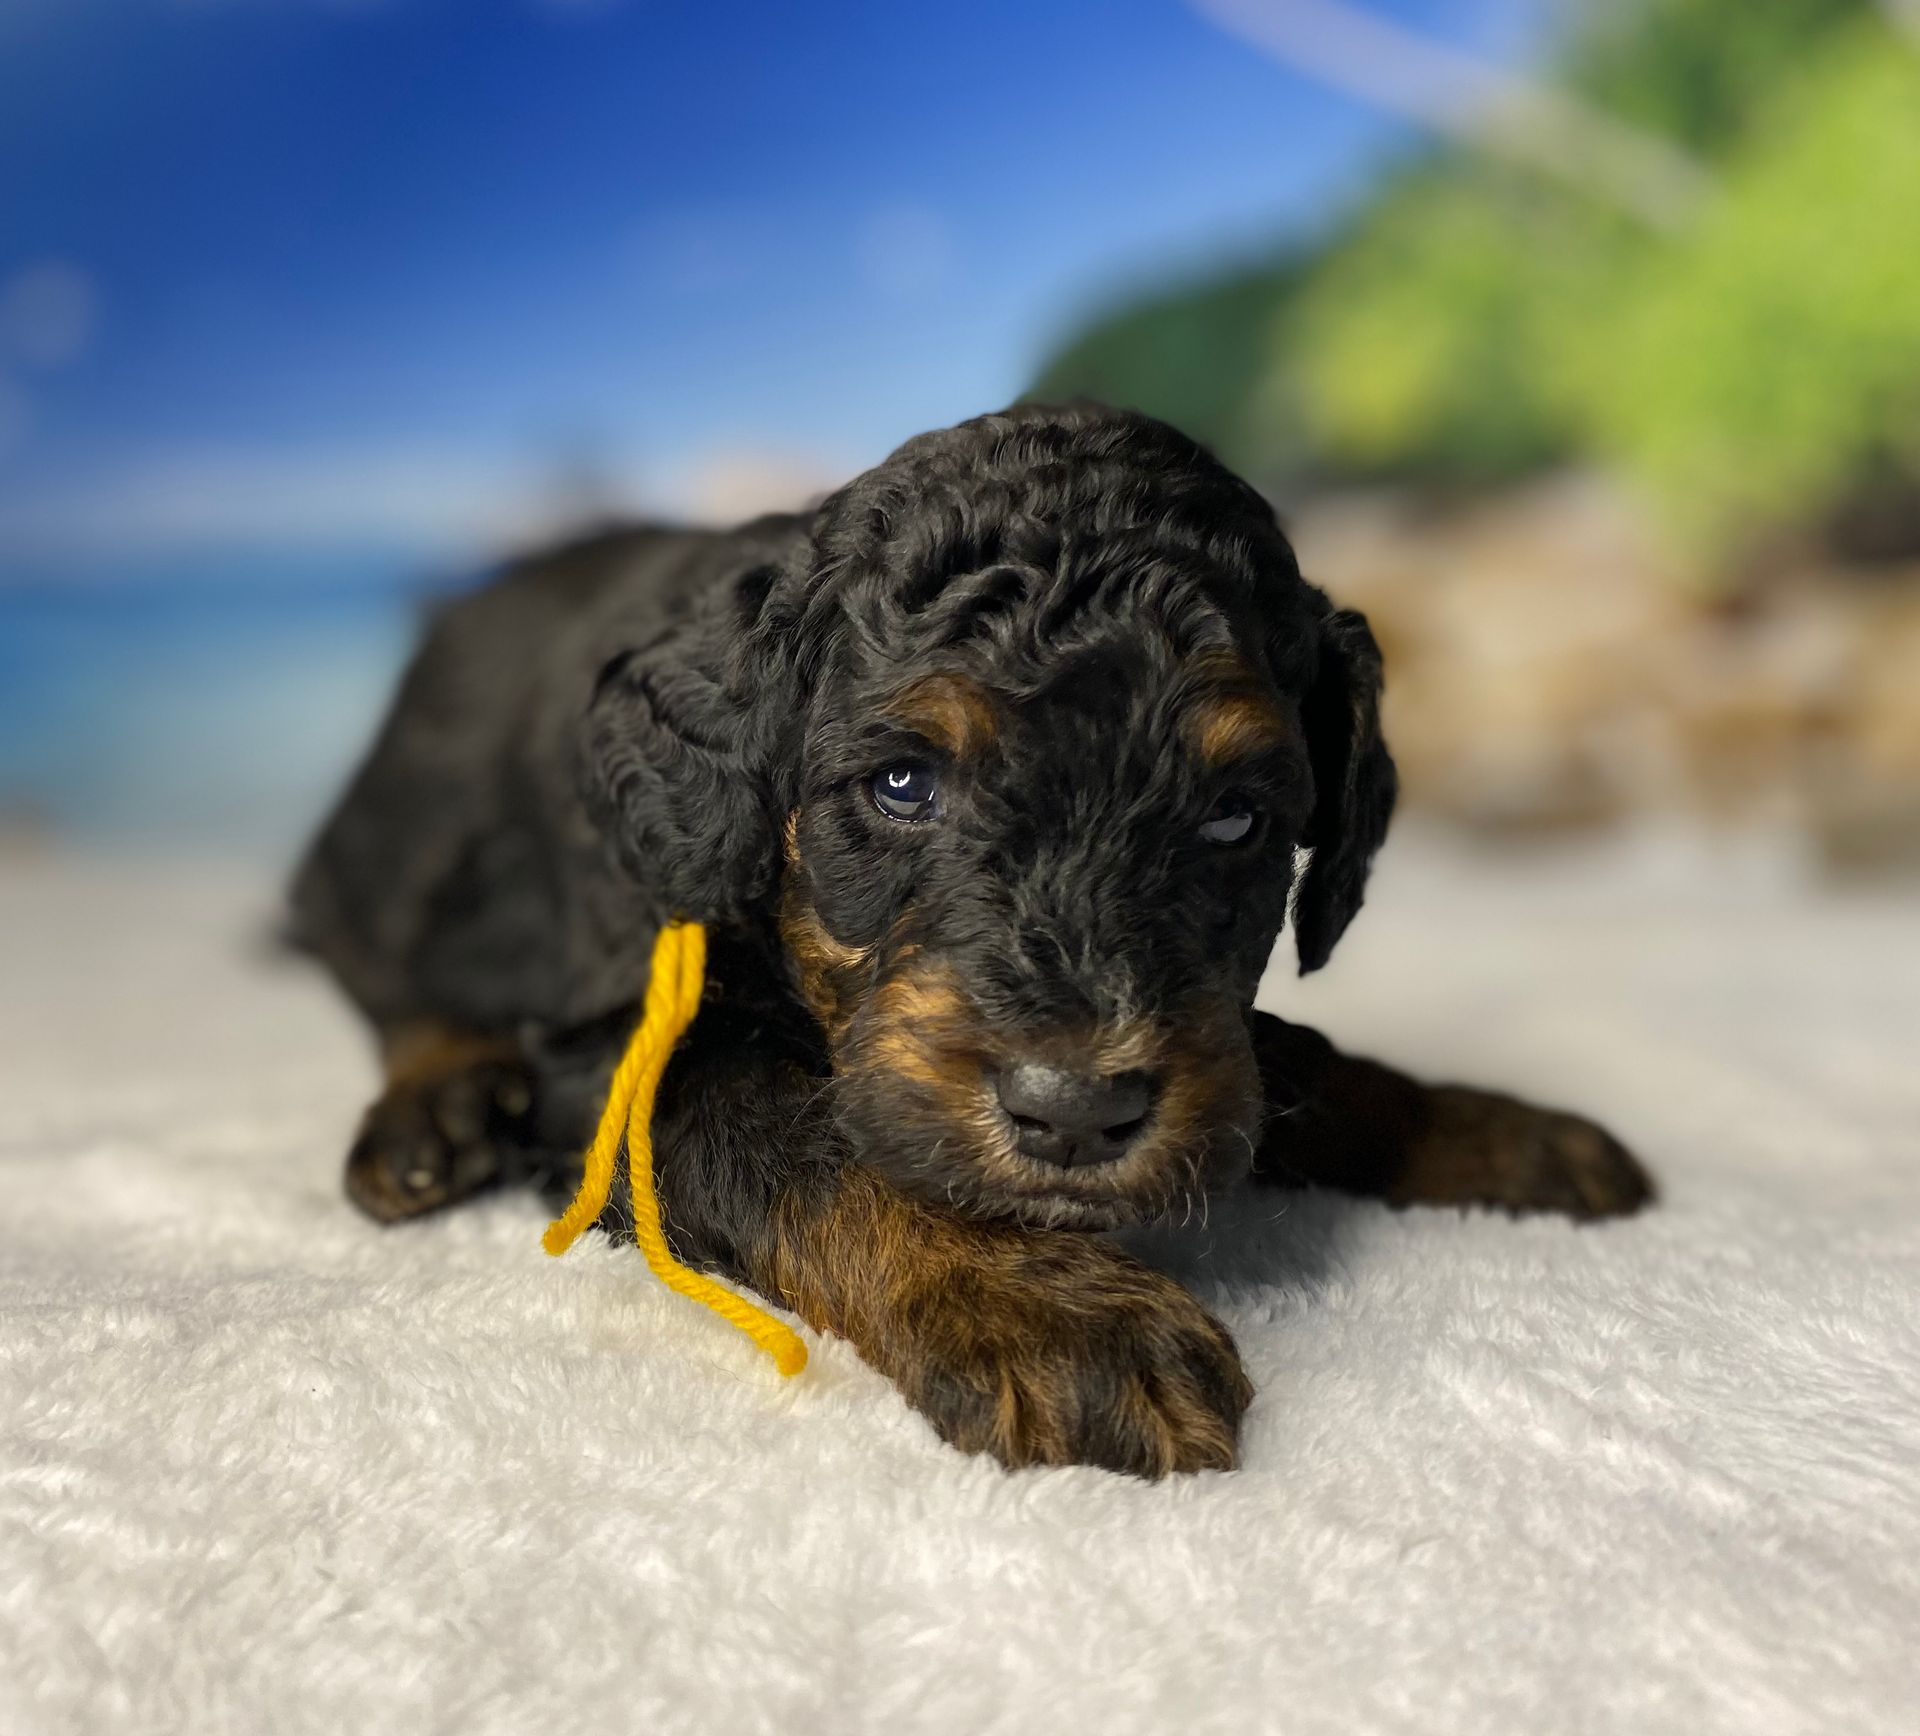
[0,0,1560,577]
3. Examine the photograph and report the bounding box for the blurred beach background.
[2,0,1918,874]
[11,13,1920,1724]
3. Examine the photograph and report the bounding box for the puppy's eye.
[869,763,939,822]
[1199,794,1258,846]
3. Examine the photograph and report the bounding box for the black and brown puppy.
[292,402,1650,1477]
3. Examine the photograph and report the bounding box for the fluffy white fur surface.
[2,841,1916,1736]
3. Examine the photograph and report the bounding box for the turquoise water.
[0,559,435,858]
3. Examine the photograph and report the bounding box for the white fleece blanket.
[2,839,1916,1736]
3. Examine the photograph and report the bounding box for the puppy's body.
[294,405,1650,1475]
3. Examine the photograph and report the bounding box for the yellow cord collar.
[542,921,807,1377]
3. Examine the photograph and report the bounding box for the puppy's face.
[586,405,1394,1231]
[783,630,1311,1229]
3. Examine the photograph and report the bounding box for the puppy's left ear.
[1292,605,1398,974]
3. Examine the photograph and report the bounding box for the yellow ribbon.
[542,921,808,1377]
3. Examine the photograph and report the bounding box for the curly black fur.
[293,402,1648,1476]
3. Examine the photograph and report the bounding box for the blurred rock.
[0,804,56,862]
[1291,471,1920,876]
[1805,584,1920,878]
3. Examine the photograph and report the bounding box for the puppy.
[292,402,1650,1476]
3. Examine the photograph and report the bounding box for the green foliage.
[1026,258,1308,477]
[1287,166,1640,484]
[1027,0,1920,572]
[1563,0,1869,152]
[1583,23,1920,563]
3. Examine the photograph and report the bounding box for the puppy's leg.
[763,1169,1251,1476]
[646,1016,1251,1478]
[344,1024,542,1223]
[1252,1012,1653,1220]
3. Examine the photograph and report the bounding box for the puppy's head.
[587,405,1395,1228]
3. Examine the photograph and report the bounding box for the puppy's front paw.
[344,1056,536,1224]
[900,1245,1252,1478]
[1395,1087,1654,1221]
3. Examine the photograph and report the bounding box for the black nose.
[994,1064,1158,1169]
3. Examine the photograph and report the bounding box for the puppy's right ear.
[1292,604,1398,974]
[581,563,805,924]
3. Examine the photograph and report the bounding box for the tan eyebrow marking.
[881,672,1000,760]
[1183,655,1290,766]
